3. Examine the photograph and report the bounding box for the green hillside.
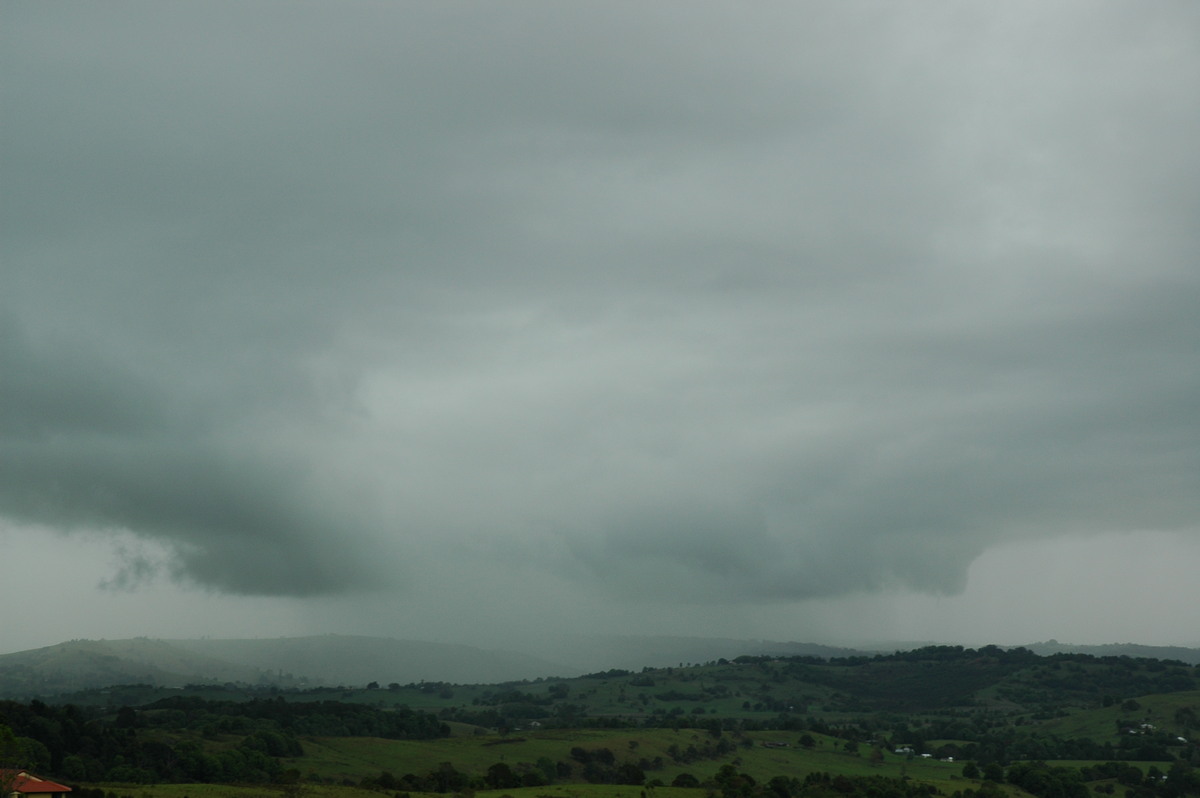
[4,645,1199,798]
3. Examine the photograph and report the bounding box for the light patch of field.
[291,728,674,782]
[289,727,1011,797]
[1035,690,1199,741]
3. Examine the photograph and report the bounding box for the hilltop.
[1,634,1198,700]
[0,635,870,699]
[0,636,563,696]
[2,643,1198,797]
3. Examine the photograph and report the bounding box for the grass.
[90,727,1166,798]
[291,728,651,781]
[83,785,705,798]
[79,785,385,798]
[282,727,985,790]
[1034,690,1199,742]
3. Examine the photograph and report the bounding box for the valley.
[2,639,1199,798]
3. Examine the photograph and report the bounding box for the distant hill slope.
[0,633,873,698]
[166,635,570,686]
[1022,640,1200,665]
[3,634,1196,699]
[0,636,570,697]
[517,634,873,673]
[0,637,262,695]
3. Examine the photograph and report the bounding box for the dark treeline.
[0,695,447,785]
[351,754,948,796]
[141,694,447,739]
[730,647,1198,714]
[679,766,946,798]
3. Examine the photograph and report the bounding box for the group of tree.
[958,760,1200,798]
[0,696,446,785]
[666,766,945,798]
[140,694,447,739]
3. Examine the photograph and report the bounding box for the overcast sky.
[3,1,1199,657]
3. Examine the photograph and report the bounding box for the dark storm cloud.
[0,314,376,594]
[3,2,1198,602]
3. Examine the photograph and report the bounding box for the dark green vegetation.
[2,646,1199,798]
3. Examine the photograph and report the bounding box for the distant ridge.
[167,635,570,685]
[516,634,874,673]
[0,634,875,698]
[0,635,570,698]
[2,634,1196,699]
[0,637,261,695]
[1021,639,1200,665]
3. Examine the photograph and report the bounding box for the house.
[1,771,72,798]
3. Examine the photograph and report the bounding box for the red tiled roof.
[1,770,72,795]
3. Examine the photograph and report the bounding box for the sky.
[3,1,1199,657]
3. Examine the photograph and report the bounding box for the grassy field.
[81,778,1019,798]
[1034,690,1199,741]
[46,653,1198,798]
[82,786,713,798]
[283,727,979,789]
[291,727,664,782]
[79,725,1167,798]
[71,723,1185,798]
[76,785,382,798]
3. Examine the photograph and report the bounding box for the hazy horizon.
[5,621,1199,662]
[4,2,1198,655]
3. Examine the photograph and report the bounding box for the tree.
[0,724,45,793]
[429,761,466,792]
[485,762,519,789]
[535,756,557,784]
[615,763,646,785]
[1,725,26,797]
[671,773,699,788]
[977,782,1006,798]
[767,775,794,798]
[115,706,139,728]
[714,764,757,798]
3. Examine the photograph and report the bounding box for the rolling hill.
[0,636,566,696]
[0,634,875,699]
[1,634,1197,700]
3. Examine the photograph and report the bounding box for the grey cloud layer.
[3,2,1198,600]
